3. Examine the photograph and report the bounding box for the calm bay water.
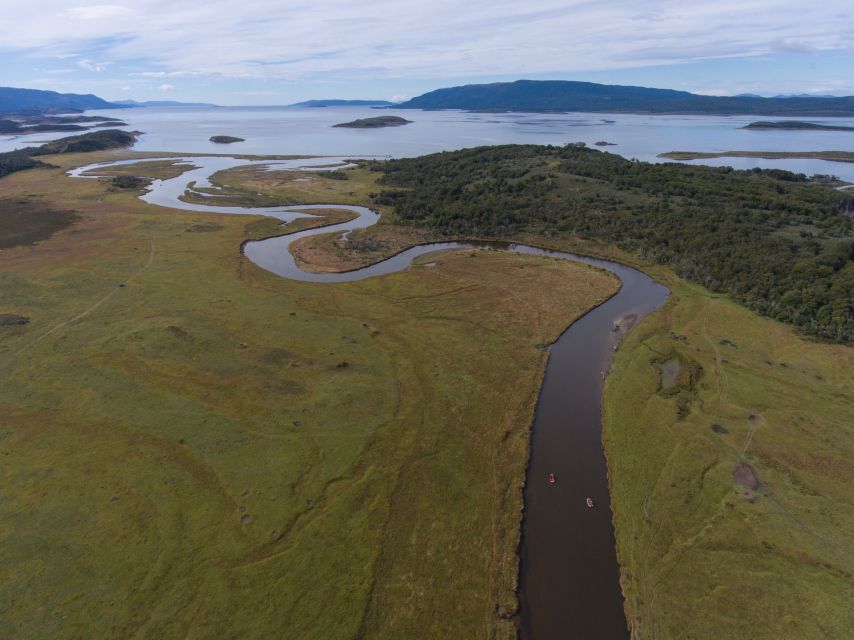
[5,105,854,179]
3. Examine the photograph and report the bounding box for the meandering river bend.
[72,156,669,638]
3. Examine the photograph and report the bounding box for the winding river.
[72,156,669,639]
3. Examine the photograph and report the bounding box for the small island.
[210,135,245,144]
[333,116,412,128]
[742,120,854,132]
[594,141,617,146]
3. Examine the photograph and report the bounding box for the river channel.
[72,156,669,638]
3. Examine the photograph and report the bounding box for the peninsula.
[742,120,854,132]
[659,149,854,163]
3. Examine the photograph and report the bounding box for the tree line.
[370,144,853,342]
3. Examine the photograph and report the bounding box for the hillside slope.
[0,86,119,114]
[397,80,854,116]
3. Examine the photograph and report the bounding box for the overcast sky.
[2,1,853,104]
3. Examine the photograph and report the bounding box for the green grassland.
[603,268,854,639]
[3,147,853,639]
[0,152,618,639]
[201,163,385,209]
[82,158,197,181]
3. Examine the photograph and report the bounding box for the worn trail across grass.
[0,152,618,639]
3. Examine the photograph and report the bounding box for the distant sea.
[4,106,854,180]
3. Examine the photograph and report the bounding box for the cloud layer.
[2,1,852,81]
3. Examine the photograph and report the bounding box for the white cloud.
[157,83,174,91]
[1,1,852,81]
[64,5,133,20]
[77,59,107,72]
[136,70,205,78]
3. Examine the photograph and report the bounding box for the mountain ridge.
[0,86,121,115]
[396,80,854,116]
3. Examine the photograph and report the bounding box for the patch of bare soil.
[733,462,761,490]
[615,313,638,334]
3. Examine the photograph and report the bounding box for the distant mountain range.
[0,86,119,115]
[396,80,854,116]
[6,82,854,119]
[289,99,397,108]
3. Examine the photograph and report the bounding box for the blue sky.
[2,1,853,105]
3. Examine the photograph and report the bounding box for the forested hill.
[372,145,854,342]
[0,129,137,179]
[0,87,119,114]
[396,80,854,116]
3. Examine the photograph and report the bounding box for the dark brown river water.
[73,158,670,639]
[515,255,668,640]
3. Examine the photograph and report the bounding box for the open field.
[193,163,386,209]
[81,158,196,181]
[0,153,618,639]
[603,269,854,639]
[3,148,852,639]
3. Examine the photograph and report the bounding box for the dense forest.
[372,145,854,342]
[396,80,854,116]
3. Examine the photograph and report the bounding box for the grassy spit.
[0,152,618,639]
[659,150,854,163]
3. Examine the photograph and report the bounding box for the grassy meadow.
[603,270,854,639]
[0,153,618,639]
